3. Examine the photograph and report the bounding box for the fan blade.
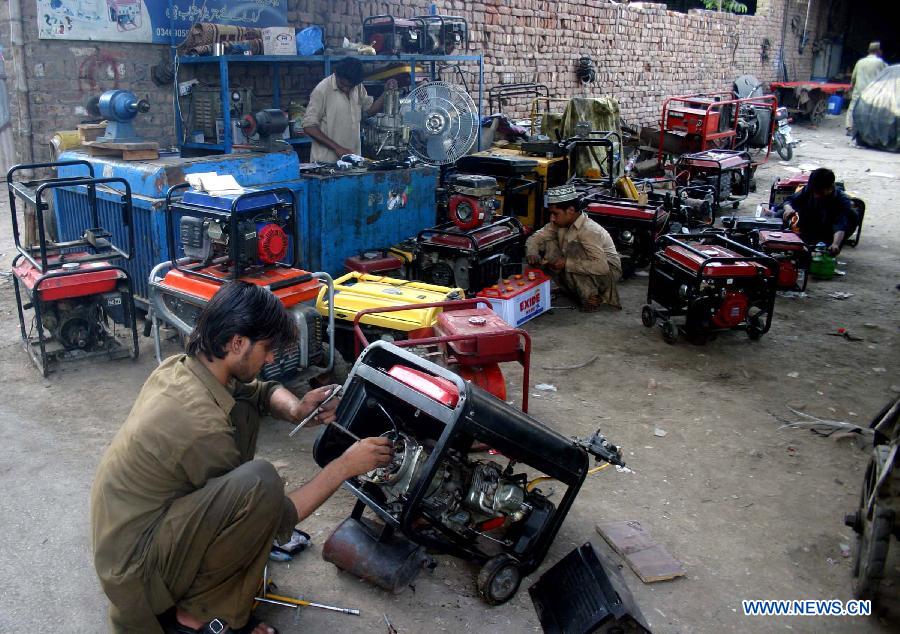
[455,113,475,142]
[402,109,427,129]
[427,135,449,162]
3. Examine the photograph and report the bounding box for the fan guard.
[401,81,478,165]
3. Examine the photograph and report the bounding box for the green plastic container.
[810,243,836,280]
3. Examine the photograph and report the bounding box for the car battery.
[316,272,463,360]
[344,250,404,277]
[416,216,526,295]
[434,307,521,364]
[584,196,669,275]
[476,269,551,327]
[757,230,810,291]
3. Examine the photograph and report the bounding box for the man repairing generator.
[90,281,393,634]
[526,184,623,311]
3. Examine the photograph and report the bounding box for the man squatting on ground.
[781,168,859,256]
[526,184,623,311]
[90,281,394,634]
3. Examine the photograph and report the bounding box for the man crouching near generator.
[526,184,622,311]
[90,281,393,634]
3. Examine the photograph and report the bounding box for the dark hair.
[334,59,364,86]
[186,281,298,361]
[808,168,835,192]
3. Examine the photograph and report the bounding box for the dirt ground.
[0,117,898,634]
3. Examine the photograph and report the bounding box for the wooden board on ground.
[83,140,159,161]
[77,123,107,143]
[596,520,685,583]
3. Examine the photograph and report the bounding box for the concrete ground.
[0,117,897,633]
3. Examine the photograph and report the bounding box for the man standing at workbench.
[526,184,622,311]
[846,42,887,136]
[303,58,397,162]
[91,281,392,634]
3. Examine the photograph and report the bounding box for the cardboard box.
[262,27,296,56]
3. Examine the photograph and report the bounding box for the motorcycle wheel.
[774,133,793,161]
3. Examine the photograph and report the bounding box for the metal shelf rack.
[175,53,485,154]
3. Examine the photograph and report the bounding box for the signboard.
[37,0,288,44]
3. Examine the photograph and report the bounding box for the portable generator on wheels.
[7,160,139,376]
[642,233,777,344]
[312,341,626,605]
[148,184,336,384]
[675,149,753,210]
[416,177,526,295]
[351,299,532,411]
[583,194,670,277]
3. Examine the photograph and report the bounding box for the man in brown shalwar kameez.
[90,281,392,634]
[526,184,622,311]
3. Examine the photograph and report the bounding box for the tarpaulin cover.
[853,65,900,152]
[541,97,621,177]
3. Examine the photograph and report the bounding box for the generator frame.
[7,160,139,376]
[582,193,670,275]
[642,233,778,344]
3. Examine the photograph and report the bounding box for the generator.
[583,195,670,276]
[769,174,866,247]
[362,15,423,54]
[313,341,625,604]
[344,250,405,277]
[417,14,468,54]
[721,214,784,246]
[756,230,810,292]
[315,272,463,361]
[7,160,139,376]
[445,173,500,230]
[675,149,752,209]
[148,185,335,384]
[642,233,777,344]
[416,216,526,295]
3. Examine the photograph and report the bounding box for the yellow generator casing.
[467,148,568,229]
[316,272,464,333]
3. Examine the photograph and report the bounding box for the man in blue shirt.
[782,168,858,255]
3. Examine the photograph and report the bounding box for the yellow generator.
[456,148,568,230]
[316,272,463,360]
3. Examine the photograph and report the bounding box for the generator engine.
[362,87,410,160]
[446,174,499,230]
[314,342,624,605]
[756,230,810,291]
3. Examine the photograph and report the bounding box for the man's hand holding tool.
[289,385,342,437]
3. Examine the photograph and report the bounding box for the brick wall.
[1,0,826,163]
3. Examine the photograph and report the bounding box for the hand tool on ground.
[255,564,360,616]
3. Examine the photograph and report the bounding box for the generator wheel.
[641,305,655,328]
[849,456,897,611]
[747,314,765,340]
[661,320,678,344]
[476,554,522,605]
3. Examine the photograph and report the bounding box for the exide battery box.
[476,269,551,327]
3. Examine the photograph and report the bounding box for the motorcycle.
[772,106,798,161]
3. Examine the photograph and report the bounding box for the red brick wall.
[1,0,827,162]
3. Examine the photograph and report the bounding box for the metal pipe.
[7,0,35,166]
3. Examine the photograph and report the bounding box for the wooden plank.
[121,149,159,161]
[77,123,107,143]
[595,520,685,583]
[83,140,158,151]
[85,145,120,157]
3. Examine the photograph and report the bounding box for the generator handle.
[352,299,532,412]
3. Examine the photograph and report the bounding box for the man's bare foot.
[175,608,275,634]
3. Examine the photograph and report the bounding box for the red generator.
[352,299,532,411]
[583,195,670,276]
[417,175,525,296]
[769,174,866,247]
[344,250,405,278]
[7,160,139,376]
[675,149,753,210]
[362,15,423,54]
[642,234,777,344]
[756,230,810,291]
